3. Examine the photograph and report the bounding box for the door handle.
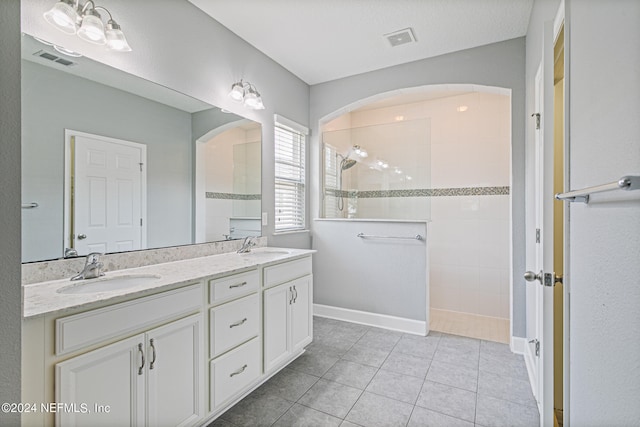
[77,233,87,240]
[524,270,543,284]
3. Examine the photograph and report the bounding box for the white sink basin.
[57,274,162,294]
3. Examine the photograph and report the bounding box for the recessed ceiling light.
[457,105,469,112]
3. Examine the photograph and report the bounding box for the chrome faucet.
[71,252,105,281]
[237,236,257,253]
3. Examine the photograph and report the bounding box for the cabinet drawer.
[210,293,259,358]
[209,270,259,305]
[210,338,261,409]
[263,257,312,288]
[56,284,202,356]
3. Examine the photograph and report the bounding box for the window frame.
[273,115,308,233]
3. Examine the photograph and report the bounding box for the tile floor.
[209,317,539,427]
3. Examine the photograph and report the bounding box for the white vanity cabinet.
[56,314,203,427]
[263,257,313,373]
[22,249,315,427]
[207,269,261,411]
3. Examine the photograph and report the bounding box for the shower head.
[340,158,357,170]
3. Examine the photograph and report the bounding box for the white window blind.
[275,118,306,231]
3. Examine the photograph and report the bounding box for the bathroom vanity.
[22,248,314,427]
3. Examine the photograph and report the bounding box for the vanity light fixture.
[228,79,265,110]
[43,0,132,52]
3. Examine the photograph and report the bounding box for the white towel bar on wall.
[555,175,640,203]
[357,232,423,241]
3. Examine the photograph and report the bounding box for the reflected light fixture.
[352,145,368,158]
[228,79,265,110]
[456,105,469,112]
[43,0,132,52]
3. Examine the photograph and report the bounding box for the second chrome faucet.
[71,252,105,281]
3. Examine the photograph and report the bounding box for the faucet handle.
[86,252,103,264]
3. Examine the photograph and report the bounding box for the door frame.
[63,129,148,254]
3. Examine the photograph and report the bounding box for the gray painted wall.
[21,0,310,247]
[0,1,22,424]
[565,1,640,424]
[22,61,193,262]
[309,38,527,337]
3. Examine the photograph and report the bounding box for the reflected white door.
[71,132,146,255]
[525,23,555,427]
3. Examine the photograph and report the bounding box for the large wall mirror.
[21,34,262,263]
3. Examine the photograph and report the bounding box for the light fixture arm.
[93,5,114,21]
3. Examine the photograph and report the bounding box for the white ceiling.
[189,0,534,85]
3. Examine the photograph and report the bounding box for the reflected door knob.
[77,233,87,240]
[524,270,542,283]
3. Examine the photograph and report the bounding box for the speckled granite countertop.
[23,247,315,319]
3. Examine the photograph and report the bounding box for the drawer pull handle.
[230,364,248,377]
[229,281,248,289]
[138,343,145,376]
[230,318,248,328]
[149,338,157,370]
[293,285,298,303]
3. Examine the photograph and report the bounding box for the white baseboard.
[511,336,526,354]
[314,304,427,336]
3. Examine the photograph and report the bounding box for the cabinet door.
[263,282,292,372]
[56,334,146,427]
[147,314,204,427]
[290,275,313,353]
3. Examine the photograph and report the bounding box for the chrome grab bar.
[555,175,640,203]
[357,232,423,241]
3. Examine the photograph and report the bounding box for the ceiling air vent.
[32,50,78,67]
[384,28,417,47]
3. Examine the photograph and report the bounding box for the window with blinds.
[275,121,306,231]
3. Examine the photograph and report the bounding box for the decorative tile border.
[325,186,509,199]
[206,192,262,200]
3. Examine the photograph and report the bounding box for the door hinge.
[532,113,541,130]
[535,228,540,243]
[529,339,540,357]
[139,162,143,172]
[140,218,143,226]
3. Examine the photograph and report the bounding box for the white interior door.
[69,131,146,255]
[525,23,556,427]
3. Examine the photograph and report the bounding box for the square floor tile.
[298,378,362,418]
[477,371,537,407]
[393,335,439,359]
[255,368,320,402]
[273,403,342,427]
[342,344,391,368]
[221,393,293,427]
[415,380,476,422]
[356,329,402,351]
[479,352,529,381]
[365,369,424,404]
[345,392,413,427]
[408,406,474,427]
[380,351,431,379]
[288,351,339,377]
[432,345,480,370]
[426,360,478,392]
[323,359,378,390]
[475,394,540,427]
[438,334,481,353]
